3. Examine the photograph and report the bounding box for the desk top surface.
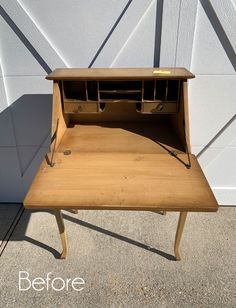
[24,152,217,212]
[46,68,195,81]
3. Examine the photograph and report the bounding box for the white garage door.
[0,0,235,205]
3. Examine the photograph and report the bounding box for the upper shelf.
[46,67,195,81]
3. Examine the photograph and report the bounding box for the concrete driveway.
[0,205,235,307]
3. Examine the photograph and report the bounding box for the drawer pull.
[78,105,83,112]
[156,103,163,111]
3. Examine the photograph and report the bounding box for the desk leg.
[174,212,188,261]
[54,210,68,259]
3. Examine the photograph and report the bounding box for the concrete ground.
[0,205,235,308]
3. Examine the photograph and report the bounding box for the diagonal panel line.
[197,114,236,158]
[200,0,236,71]
[0,204,23,248]
[0,58,8,105]
[17,0,68,67]
[0,5,52,74]
[0,206,25,257]
[110,0,155,67]
[174,0,182,67]
[153,0,164,67]
[88,0,133,68]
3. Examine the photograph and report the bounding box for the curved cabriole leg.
[54,210,68,259]
[174,212,188,261]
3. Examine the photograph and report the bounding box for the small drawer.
[64,100,99,114]
[142,102,178,114]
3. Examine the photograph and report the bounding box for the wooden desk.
[23,68,218,260]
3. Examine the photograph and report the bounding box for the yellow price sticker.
[153,70,171,74]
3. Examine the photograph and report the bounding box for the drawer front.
[64,101,99,113]
[142,102,178,114]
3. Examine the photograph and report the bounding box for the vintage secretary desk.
[23,68,218,260]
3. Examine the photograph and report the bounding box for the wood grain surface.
[57,122,185,154]
[24,152,218,211]
[46,68,195,80]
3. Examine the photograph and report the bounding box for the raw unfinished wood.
[70,102,175,123]
[142,102,178,113]
[51,81,68,150]
[64,101,99,114]
[24,152,218,211]
[23,67,218,261]
[174,212,188,261]
[183,81,191,153]
[54,210,68,259]
[170,81,190,154]
[57,122,185,154]
[46,68,195,81]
